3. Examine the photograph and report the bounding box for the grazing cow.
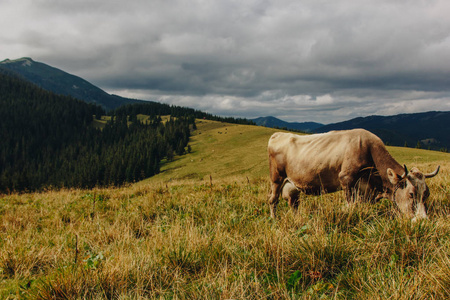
[268,129,440,220]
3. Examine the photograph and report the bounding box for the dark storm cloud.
[1,0,450,123]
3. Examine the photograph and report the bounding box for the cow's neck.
[370,142,404,192]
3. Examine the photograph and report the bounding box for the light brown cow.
[268,129,440,220]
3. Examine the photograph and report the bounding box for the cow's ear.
[387,168,401,185]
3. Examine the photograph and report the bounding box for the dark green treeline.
[0,72,192,192]
[112,102,255,125]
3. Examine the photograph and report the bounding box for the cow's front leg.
[339,171,357,203]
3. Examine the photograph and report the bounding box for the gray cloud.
[1,0,450,123]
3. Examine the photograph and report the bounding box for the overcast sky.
[2,0,450,123]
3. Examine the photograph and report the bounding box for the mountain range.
[0,57,141,110]
[315,111,450,150]
[251,116,323,133]
[1,57,449,151]
[253,112,449,150]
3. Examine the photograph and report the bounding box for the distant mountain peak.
[1,57,34,66]
[0,57,141,110]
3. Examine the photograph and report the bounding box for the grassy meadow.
[1,120,449,299]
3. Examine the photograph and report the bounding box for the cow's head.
[387,165,440,221]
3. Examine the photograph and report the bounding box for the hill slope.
[151,120,277,182]
[145,119,449,185]
[0,57,141,110]
[314,111,450,150]
[1,120,449,299]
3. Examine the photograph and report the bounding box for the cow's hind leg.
[268,152,287,218]
[268,180,283,218]
[289,193,300,213]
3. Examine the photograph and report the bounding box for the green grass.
[388,145,449,166]
[91,115,111,130]
[1,119,449,299]
[148,119,448,184]
[149,120,276,183]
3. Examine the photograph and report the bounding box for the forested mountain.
[314,111,450,151]
[252,113,449,151]
[251,116,323,132]
[0,57,141,110]
[0,57,255,126]
[0,71,192,192]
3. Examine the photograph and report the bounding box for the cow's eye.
[409,193,414,198]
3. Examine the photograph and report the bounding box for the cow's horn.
[402,164,408,178]
[425,165,440,178]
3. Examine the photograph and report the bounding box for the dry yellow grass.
[1,119,449,299]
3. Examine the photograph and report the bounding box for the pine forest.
[0,72,194,192]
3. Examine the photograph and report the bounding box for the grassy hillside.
[149,120,274,183]
[1,120,449,299]
[148,119,449,184]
